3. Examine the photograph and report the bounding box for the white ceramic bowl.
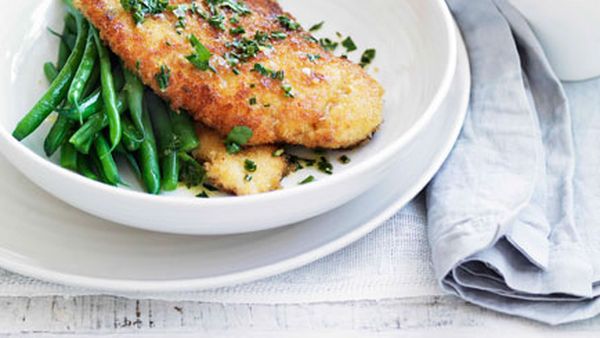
[0,0,456,235]
[509,0,600,81]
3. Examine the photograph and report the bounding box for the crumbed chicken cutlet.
[193,125,288,195]
[74,0,384,149]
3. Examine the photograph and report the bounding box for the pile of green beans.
[13,2,202,194]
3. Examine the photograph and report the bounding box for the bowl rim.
[0,0,457,209]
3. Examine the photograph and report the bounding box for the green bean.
[137,98,161,194]
[116,144,142,180]
[44,115,75,157]
[64,13,77,34]
[94,134,120,185]
[12,15,88,141]
[58,88,101,121]
[169,110,200,152]
[90,152,109,184]
[147,93,179,191]
[60,142,78,171]
[82,63,100,97]
[92,28,121,150]
[122,116,143,152]
[44,62,59,83]
[57,38,71,71]
[63,32,77,50]
[69,92,127,153]
[123,68,145,134]
[112,61,126,92]
[67,28,98,109]
[77,154,100,181]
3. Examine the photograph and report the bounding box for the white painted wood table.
[0,295,599,336]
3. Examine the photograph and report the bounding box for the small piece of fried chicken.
[74,0,384,149]
[193,125,288,195]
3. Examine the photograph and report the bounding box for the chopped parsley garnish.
[121,0,169,24]
[244,159,257,172]
[339,155,351,164]
[317,156,333,175]
[244,174,253,182]
[208,12,226,30]
[319,38,338,52]
[155,65,171,91]
[207,0,251,16]
[304,35,319,44]
[341,36,357,52]
[253,63,284,80]
[224,32,272,67]
[277,15,300,31]
[309,21,324,32]
[360,49,376,68]
[249,97,257,105]
[186,34,214,72]
[225,126,253,154]
[196,191,210,198]
[272,148,285,157]
[270,31,287,40]
[172,4,189,29]
[282,84,295,98]
[288,155,316,171]
[204,0,251,30]
[230,26,246,35]
[299,175,315,185]
[307,54,321,62]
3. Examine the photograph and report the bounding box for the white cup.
[509,0,600,81]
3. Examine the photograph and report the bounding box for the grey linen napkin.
[427,0,600,325]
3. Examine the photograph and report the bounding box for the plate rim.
[0,30,470,293]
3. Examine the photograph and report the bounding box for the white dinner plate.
[0,0,457,234]
[0,30,469,293]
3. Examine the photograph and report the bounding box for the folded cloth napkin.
[427,0,600,325]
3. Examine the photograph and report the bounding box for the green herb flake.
[307,53,321,63]
[317,156,333,175]
[208,12,226,30]
[244,174,253,182]
[272,148,285,157]
[207,0,251,15]
[225,126,253,154]
[360,49,376,68]
[186,34,214,72]
[121,0,169,25]
[155,64,171,91]
[270,31,287,40]
[277,15,300,31]
[253,63,285,80]
[319,38,338,52]
[249,97,257,105]
[299,175,315,185]
[196,191,210,198]
[282,84,295,98]
[244,159,257,172]
[309,21,324,32]
[230,26,246,35]
[341,36,357,52]
[339,155,351,164]
[172,4,189,29]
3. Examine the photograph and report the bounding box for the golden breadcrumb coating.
[193,125,288,195]
[74,0,384,149]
